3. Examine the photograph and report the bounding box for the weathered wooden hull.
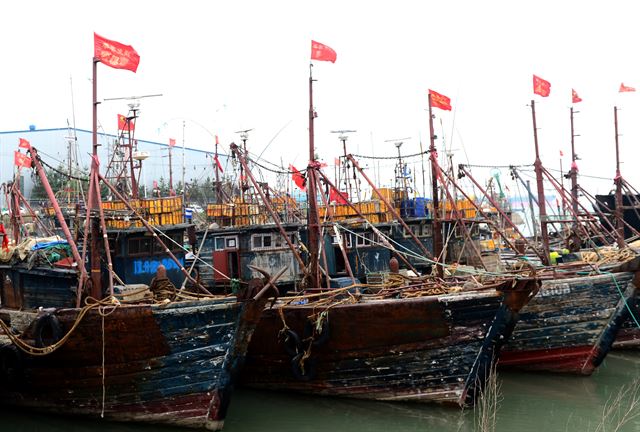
[612,293,640,349]
[242,289,523,406]
[0,296,265,430]
[500,272,636,374]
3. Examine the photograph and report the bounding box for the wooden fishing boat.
[0,262,267,430]
[500,266,639,374]
[241,276,537,406]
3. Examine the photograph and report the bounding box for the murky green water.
[3,352,640,432]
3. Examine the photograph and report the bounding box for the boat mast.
[90,58,102,298]
[306,64,321,287]
[215,135,221,203]
[531,100,550,265]
[427,94,443,277]
[569,107,579,215]
[614,106,625,247]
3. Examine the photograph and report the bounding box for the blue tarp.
[32,240,69,251]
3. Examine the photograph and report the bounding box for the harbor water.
[3,351,640,432]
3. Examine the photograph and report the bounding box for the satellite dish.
[133,151,150,161]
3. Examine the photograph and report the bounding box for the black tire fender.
[304,319,330,347]
[291,352,317,381]
[34,313,63,348]
[280,328,301,357]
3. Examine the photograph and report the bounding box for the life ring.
[304,319,330,347]
[280,328,301,357]
[291,352,317,381]
[33,313,63,348]
[0,345,22,387]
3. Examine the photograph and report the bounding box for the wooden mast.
[215,135,221,203]
[569,107,579,215]
[427,94,444,277]
[614,106,625,247]
[531,100,550,265]
[307,64,320,287]
[90,58,102,299]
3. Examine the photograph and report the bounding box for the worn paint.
[242,282,534,407]
[0,281,266,430]
[501,272,637,374]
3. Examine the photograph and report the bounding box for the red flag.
[153,180,158,189]
[215,135,219,145]
[14,151,31,168]
[619,83,636,93]
[289,164,306,192]
[169,138,176,147]
[18,138,31,149]
[533,75,551,97]
[334,157,340,166]
[0,224,8,251]
[311,40,337,63]
[560,150,564,157]
[428,89,452,111]
[214,155,224,173]
[117,114,135,131]
[571,89,582,103]
[94,33,140,73]
[329,187,348,204]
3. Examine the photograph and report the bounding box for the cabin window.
[215,237,225,251]
[251,233,293,251]
[354,232,375,248]
[128,237,151,256]
[225,237,237,249]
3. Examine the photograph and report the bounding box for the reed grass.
[593,378,640,432]
[474,364,501,432]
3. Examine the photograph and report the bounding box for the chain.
[38,157,90,182]
[350,151,428,160]
[461,163,533,169]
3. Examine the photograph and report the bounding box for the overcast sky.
[3,0,640,201]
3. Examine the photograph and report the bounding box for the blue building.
[0,127,229,206]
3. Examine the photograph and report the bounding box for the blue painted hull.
[0,290,265,430]
[501,272,637,374]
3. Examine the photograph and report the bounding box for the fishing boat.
[499,267,638,374]
[0,40,272,431]
[232,64,539,406]
[494,102,640,373]
[242,274,536,405]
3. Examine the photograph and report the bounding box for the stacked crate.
[428,199,477,219]
[102,196,183,229]
[206,202,267,227]
[318,200,392,224]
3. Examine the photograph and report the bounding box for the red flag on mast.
[117,114,135,131]
[571,89,582,104]
[428,89,452,111]
[619,83,636,93]
[169,138,176,147]
[18,138,31,149]
[311,40,337,63]
[533,75,551,97]
[14,151,31,168]
[94,33,140,72]
[289,164,306,191]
